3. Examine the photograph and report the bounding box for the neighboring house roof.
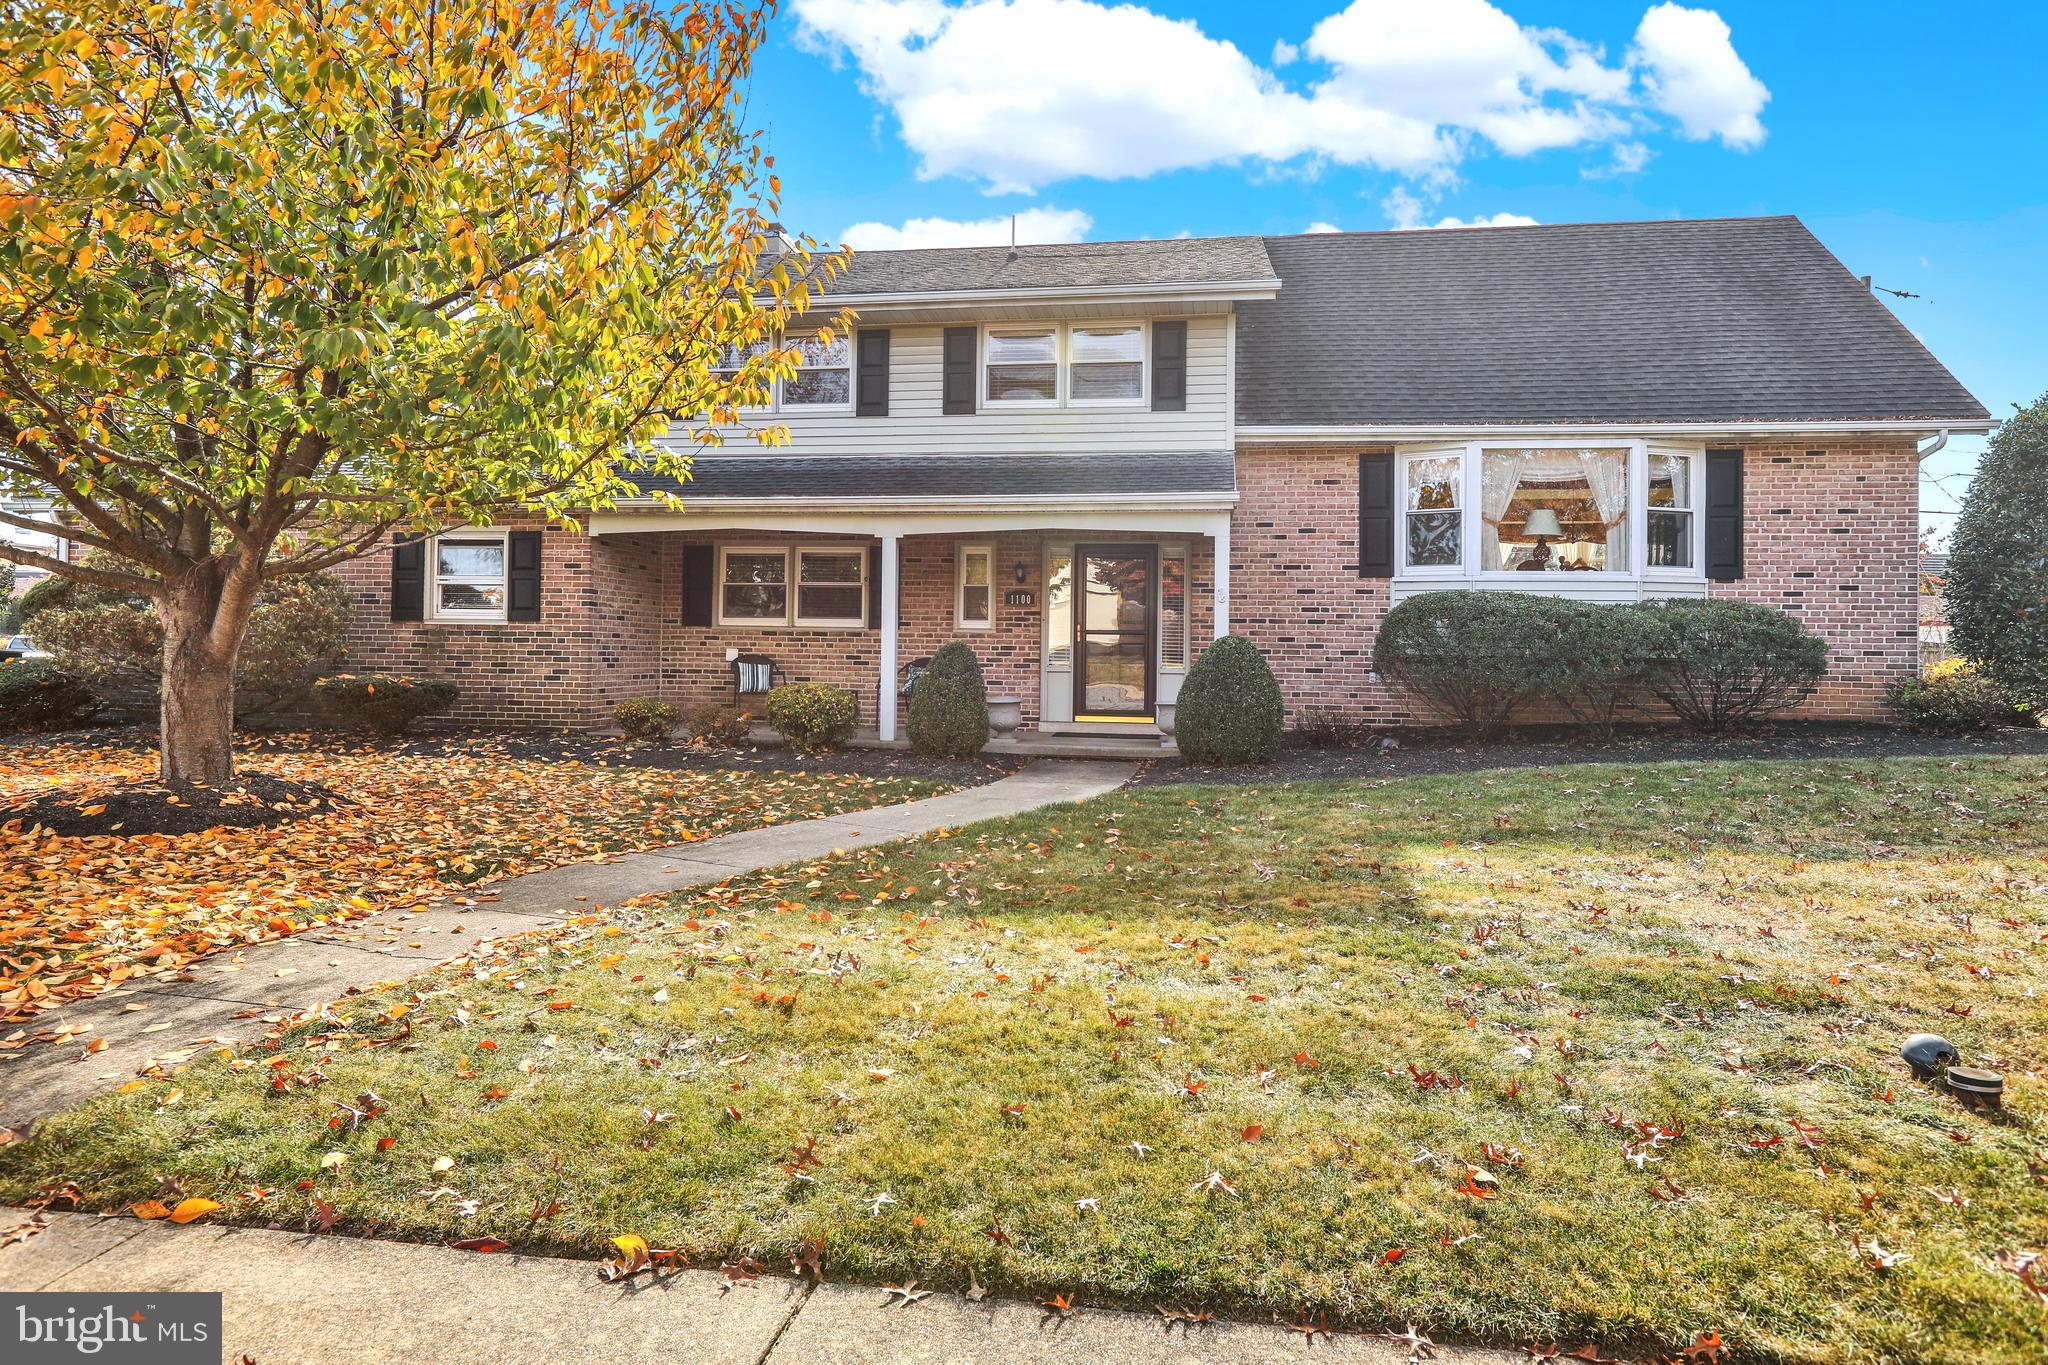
[818,237,1278,299]
[1235,216,1989,427]
[623,451,1237,503]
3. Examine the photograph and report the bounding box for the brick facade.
[335,441,1917,730]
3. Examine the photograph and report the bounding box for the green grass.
[7,756,2046,1362]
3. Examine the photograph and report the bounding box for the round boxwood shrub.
[906,640,989,758]
[1175,634,1284,764]
[0,657,100,733]
[613,698,681,744]
[1886,661,2030,733]
[765,682,857,753]
[1637,599,1826,733]
[1947,391,2048,711]
[314,674,458,735]
[1372,590,1569,736]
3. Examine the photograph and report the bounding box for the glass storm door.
[1073,545,1156,720]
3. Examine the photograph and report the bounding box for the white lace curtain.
[1480,448,1630,570]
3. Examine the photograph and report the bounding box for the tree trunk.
[157,573,249,784]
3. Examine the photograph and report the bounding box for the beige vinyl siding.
[664,315,1230,456]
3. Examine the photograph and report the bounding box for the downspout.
[1916,428,1950,461]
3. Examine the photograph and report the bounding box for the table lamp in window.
[1519,508,1563,570]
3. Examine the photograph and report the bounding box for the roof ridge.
[1265,215,1804,242]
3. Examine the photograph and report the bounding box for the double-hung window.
[984,328,1060,405]
[1647,451,1696,569]
[718,546,868,628]
[980,323,1147,408]
[957,544,993,630]
[431,532,509,620]
[710,333,852,413]
[1401,452,1464,571]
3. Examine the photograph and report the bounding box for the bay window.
[1395,440,1705,582]
[432,533,509,619]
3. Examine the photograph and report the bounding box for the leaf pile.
[0,733,942,1028]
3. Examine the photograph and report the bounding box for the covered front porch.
[586,503,1234,743]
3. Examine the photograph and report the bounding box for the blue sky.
[746,1,2046,544]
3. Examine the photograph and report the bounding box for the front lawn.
[6,756,2045,1362]
[0,731,946,1029]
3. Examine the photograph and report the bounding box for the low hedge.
[906,641,989,758]
[314,674,458,735]
[0,657,99,733]
[613,698,681,744]
[1175,634,1284,764]
[1371,591,1829,736]
[678,702,753,746]
[765,682,857,753]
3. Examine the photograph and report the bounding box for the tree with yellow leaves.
[0,0,839,780]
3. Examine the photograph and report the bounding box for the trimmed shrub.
[1175,634,1284,764]
[15,570,95,624]
[765,682,857,753]
[314,674,457,735]
[1372,591,1569,736]
[613,698,681,744]
[1545,599,1664,738]
[0,657,99,733]
[1887,663,2030,733]
[678,702,753,746]
[1947,391,2048,710]
[906,640,989,758]
[1638,599,1826,734]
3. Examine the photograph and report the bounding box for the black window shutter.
[856,329,890,416]
[390,533,426,621]
[681,543,714,626]
[941,327,976,415]
[1151,320,1187,412]
[866,543,882,628]
[1705,448,1745,581]
[506,530,542,622]
[1358,453,1395,578]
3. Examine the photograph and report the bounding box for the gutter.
[1238,419,2001,443]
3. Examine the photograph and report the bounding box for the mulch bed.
[1133,720,2048,787]
[0,771,344,837]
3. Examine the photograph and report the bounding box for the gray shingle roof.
[1236,217,1988,426]
[819,237,1276,297]
[622,451,1236,501]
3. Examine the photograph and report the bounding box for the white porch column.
[1211,516,1231,639]
[877,533,901,742]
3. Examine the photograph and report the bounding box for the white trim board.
[1238,419,1998,442]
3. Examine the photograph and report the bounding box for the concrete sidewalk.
[0,1208,1515,1364]
[0,760,1135,1132]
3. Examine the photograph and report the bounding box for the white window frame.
[1065,321,1149,408]
[956,543,994,631]
[778,332,855,414]
[715,545,793,628]
[1157,542,1190,672]
[977,322,1150,412]
[794,544,869,628]
[1396,448,1467,579]
[1394,439,1710,588]
[427,528,510,622]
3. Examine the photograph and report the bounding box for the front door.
[1073,545,1156,720]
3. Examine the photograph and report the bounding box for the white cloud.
[1304,221,1343,234]
[1631,3,1768,148]
[1383,187,1535,230]
[839,205,1094,249]
[791,0,1767,193]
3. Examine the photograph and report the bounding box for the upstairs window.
[1069,325,1145,403]
[782,334,852,409]
[985,327,1059,405]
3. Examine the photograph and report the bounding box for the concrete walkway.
[0,760,1134,1132]
[0,1208,1516,1363]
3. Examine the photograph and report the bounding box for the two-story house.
[336,216,1992,742]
